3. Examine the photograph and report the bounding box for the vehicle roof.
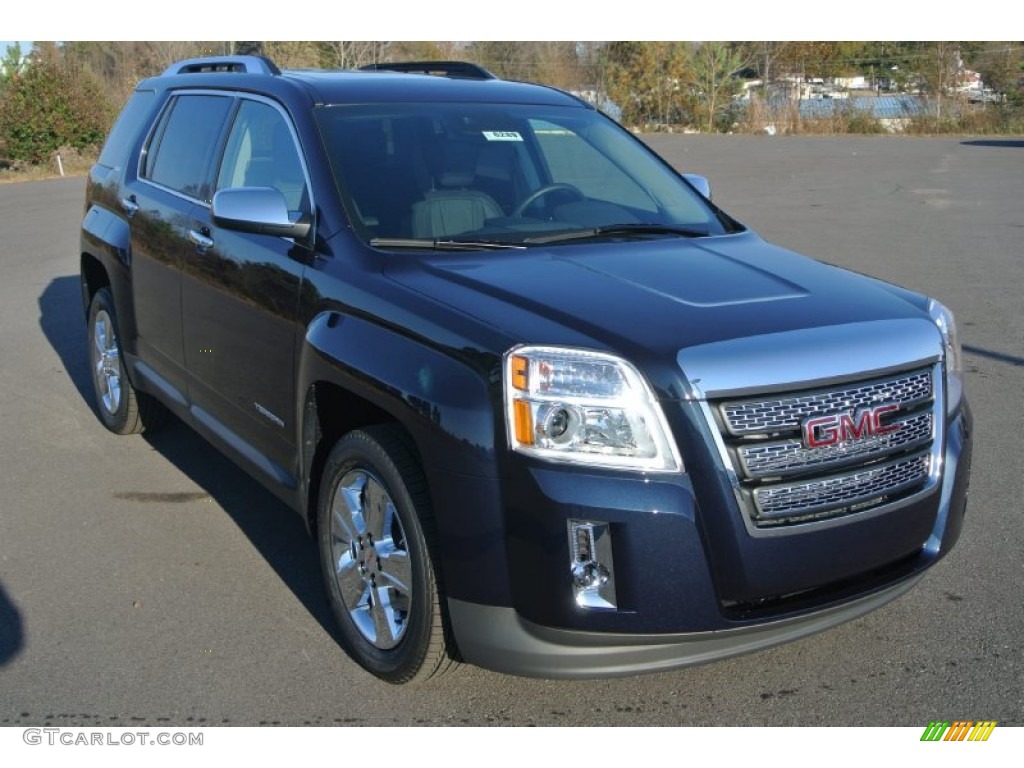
[138,68,591,110]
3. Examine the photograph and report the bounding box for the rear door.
[181,96,312,490]
[125,92,233,403]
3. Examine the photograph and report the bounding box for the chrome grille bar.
[737,411,933,479]
[721,369,932,436]
[753,453,931,520]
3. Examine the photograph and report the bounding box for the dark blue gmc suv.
[80,56,973,683]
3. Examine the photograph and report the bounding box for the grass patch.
[0,146,95,184]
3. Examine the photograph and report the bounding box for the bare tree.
[324,42,390,69]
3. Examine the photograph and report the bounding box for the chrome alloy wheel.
[329,469,412,649]
[91,309,122,414]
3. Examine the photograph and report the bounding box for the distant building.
[797,95,929,131]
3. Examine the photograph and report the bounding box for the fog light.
[568,520,617,610]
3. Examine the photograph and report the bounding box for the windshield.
[316,102,735,247]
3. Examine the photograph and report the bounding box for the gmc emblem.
[802,404,900,448]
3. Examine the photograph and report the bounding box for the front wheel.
[317,425,457,683]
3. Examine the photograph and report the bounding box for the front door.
[181,97,312,489]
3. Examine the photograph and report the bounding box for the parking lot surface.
[0,135,1021,726]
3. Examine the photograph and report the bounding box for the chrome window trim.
[136,89,316,228]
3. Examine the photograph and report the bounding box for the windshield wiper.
[369,237,526,251]
[523,223,709,245]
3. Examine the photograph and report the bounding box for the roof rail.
[359,61,496,80]
[162,56,281,77]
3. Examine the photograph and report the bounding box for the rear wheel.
[317,425,457,683]
[87,287,165,434]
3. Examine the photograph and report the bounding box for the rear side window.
[144,94,232,200]
[97,90,156,169]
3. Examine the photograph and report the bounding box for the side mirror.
[212,187,311,239]
[683,173,712,200]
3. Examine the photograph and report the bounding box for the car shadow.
[38,275,93,409]
[140,420,342,644]
[963,344,1024,368]
[959,139,1024,148]
[37,275,342,647]
[0,581,25,667]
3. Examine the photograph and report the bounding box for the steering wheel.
[512,183,585,217]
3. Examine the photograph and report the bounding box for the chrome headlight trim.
[928,299,964,414]
[503,345,682,473]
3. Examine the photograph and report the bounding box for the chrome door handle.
[187,229,214,251]
[120,196,139,217]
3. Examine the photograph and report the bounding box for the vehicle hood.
[384,231,932,396]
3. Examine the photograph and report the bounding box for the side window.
[529,119,657,214]
[216,100,308,214]
[144,94,232,200]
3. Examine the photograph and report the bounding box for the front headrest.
[439,172,474,188]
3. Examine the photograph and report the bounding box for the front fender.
[298,310,499,478]
[297,310,513,606]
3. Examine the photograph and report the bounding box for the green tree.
[1,41,25,86]
[690,42,747,132]
[0,43,114,164]
[968,42,1024,107]
[603,42,694,127]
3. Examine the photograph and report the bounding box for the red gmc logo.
[802,404,900,448]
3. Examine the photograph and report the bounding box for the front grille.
[713,367,938,529]
[721,369,932,436]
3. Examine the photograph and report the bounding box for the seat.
[411,174,504,238]
[411,141,504,238]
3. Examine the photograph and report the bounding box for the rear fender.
[80,203,137,349]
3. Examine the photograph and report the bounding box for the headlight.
[504,345,682,472]
[928,299,964,414]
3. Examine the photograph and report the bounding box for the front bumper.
[448,571,925,679]
[443,400,971,678]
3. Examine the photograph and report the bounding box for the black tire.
[87,287,166,435]
[317,425,457,683]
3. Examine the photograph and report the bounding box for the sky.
[2,3,1011,43]
[1,41,31,58]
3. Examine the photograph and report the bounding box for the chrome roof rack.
[359,61,496,80]
[162,56,281,76]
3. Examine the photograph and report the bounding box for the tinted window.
[145,95,232,200]
[98,90,156,169]
[316,103,723,243]
[216,100,308,213]
[530,119,656,214]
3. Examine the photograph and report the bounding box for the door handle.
[120,196,139,217]
[187,229,214,251]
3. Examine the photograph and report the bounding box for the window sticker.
[482,130,524,142]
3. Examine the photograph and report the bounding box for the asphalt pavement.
[0,135,1021,726]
